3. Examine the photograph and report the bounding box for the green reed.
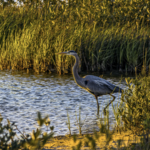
[0,0,150,73]
[67,111,72,135]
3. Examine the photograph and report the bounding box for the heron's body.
[80,75,121,96]
[57,50,122,115]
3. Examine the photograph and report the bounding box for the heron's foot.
[103,108,106,116]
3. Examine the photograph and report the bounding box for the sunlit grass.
[0,0,150,73]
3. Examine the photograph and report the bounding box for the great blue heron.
[57,50,122,115]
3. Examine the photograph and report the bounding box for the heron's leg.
[104,94,116,115]
[94,95,99,116]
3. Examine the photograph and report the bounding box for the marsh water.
[0,70,126,136]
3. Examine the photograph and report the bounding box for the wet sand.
[44,130,141,149]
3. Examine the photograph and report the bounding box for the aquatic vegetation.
[0,0,150,73]
[67,111,71,135]
[119,76,150,133]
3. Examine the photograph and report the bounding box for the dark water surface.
[0,71,126,136]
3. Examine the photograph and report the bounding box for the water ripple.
[0,71,126,136]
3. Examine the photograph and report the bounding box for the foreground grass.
[0,0,150,74]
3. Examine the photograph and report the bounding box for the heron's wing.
[84,78,116,95]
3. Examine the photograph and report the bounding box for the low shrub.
[0,112,54,150]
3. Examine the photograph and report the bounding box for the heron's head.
[56,50,77,56]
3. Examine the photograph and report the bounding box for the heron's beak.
[56,52,68,55]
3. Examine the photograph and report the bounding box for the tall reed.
[0,0,150,73]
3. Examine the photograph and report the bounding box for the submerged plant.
[67,111,71,135]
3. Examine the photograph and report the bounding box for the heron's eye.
[69,50,76,53]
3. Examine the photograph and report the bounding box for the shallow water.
[0,71,126,136]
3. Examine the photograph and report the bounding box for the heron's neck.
[72,55,82,85]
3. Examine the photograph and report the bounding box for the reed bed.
[0,0,150,74]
